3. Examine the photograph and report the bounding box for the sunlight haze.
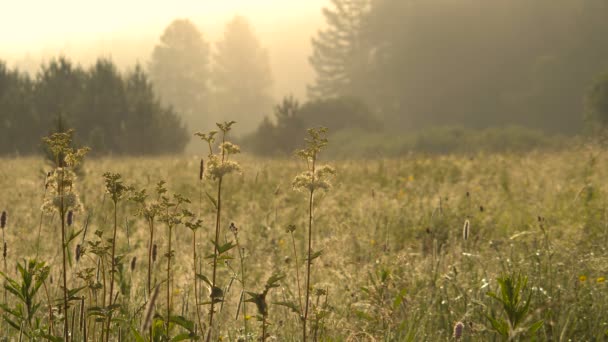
[0,0,327,98]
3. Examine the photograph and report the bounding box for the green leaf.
[172,332,199,341]
[196,273,212,286]
[392,288,407,310]
[130,326,146,342]
[169,315,195,332]
[205,192,218,209]
[273,301,301,315]
[528,320,544,335]
[307,249,323,262]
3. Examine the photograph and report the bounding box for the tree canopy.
[0,57,188,156]
[149,18,211,133]
[212,16,273,133]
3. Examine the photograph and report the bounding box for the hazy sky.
[0,0,328,98]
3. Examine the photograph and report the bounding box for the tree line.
[308,0,608,135]
[148,16,273,136]
[0,58,188,156]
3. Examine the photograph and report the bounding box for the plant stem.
[145,217,154,337]
[42,279,54,335]
[166,225,173,338]
[290,231,304,316]
[193,229,203,335]
[235,239,248,338]
[303,157,316,342]
[60,171,69,342]
[207,176,223,342]
[106,200,118,342]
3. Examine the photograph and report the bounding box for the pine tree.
[308,0,371,100]
[149,19,210,132]
[212,16,273,133]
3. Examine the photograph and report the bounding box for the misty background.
[2,0,608,157]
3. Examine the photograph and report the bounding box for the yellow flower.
[245,315,252,321]
[597,277,605,283]
[579,275,587,282]
[408,175,414,182]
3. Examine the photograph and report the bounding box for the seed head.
[131,256,137,272]
[199,158,204,180]
[463,219,470,241]
[67,210,74,227]
[76,244,81,262]
[229,222,238,235]
[152,244,158,263]
[0,211,6,229]
[3,242,6,259]
[453,321,464,339]
[141,285,160,332]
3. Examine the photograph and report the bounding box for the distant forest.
[306,0,608,134]
[2,0,608,156]
[0,58,188,155]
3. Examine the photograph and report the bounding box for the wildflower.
[205,155,241,180]
[597,277,605,283]
[220,141,241,155]
[579,275,587,282]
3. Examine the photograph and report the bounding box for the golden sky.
[0,0,326,50]
[0,0,328,98]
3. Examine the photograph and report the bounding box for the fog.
[2,0,608,157]
[0,0,326,99]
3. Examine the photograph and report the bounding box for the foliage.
[0,259,50,338]
[311,0,608,134]
[4,134,608,340]
[149,19,211,133]
[308,0,371,100]
[486,273,544,340]
[212,16,273,133]
[247,96,377,156]
[0,57,188,156]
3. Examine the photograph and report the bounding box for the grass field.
[1,142,608,341]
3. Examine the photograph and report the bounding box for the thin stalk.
[290,231,304,315]
[166,225,173,338]
[106,201,118,342]
[303,157,316,342]
[147,218,154,338]
[42,279,54,335]
[193,229,203,336]
[206,176,223,342]
[262,314,267,342]
[60,170,69,342]
[236,242,248,339]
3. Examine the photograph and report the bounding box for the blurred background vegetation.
[2,0,608,156]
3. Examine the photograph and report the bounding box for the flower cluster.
[42,168,84,214]
[292,165,336,192]
[196,121,242,181]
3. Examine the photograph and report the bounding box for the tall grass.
[2,131,608,340]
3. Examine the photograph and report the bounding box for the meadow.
[1,131,608,341]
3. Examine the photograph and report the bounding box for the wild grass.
[1,138,608,340]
